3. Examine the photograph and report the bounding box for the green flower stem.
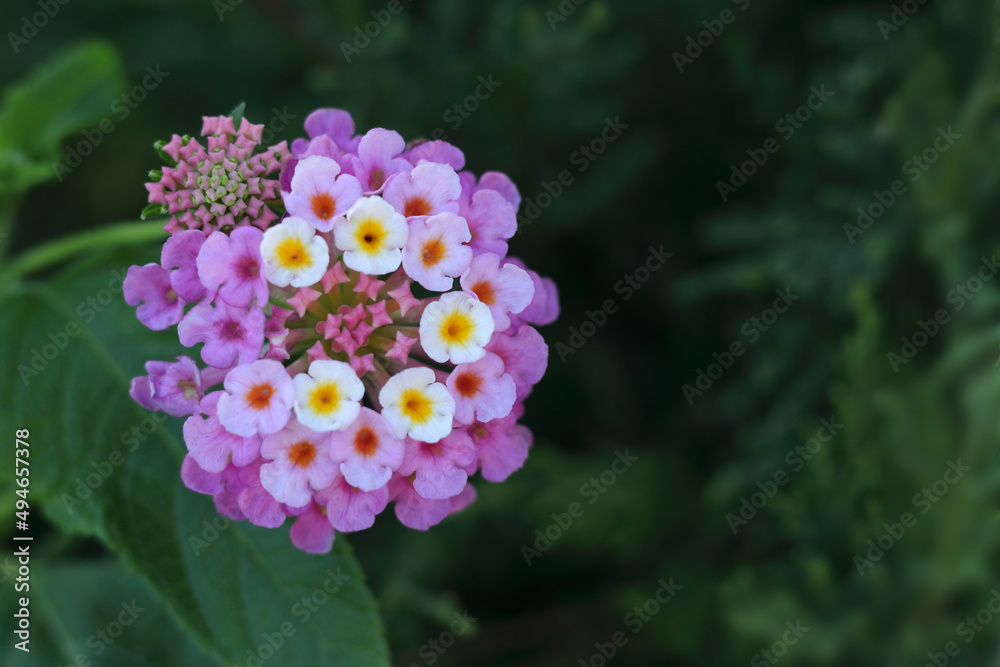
[0,221,166,290]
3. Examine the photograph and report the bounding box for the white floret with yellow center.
[419,291,495,364]
[260,216,330,287]
[333,195,408,275]
[378,367,455,443]
[293,359,365,432]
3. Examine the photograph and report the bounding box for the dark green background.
[3,0,1000,665]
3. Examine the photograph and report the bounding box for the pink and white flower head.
[126,107,558,553]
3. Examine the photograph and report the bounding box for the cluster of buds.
[124,108,558,553]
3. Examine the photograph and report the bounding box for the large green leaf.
[0,246,390,666]
[0,558,217,667]
[0,40,126,198]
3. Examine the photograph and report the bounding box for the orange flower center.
[311,192,337,220]
[353,427,378,457]
[246,383,274,410]
[471,280,495,306]
[454,372,482,398]
[404,196,432,217]
[421,239,445,267]
[288,441,317,467]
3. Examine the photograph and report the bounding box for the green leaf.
[0,558,218,667]
[141,203,168,221]
[0,41,126,198]
[0,247,390,666]
[230,101,247,129]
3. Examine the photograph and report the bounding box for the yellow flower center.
[276,237,310,269]
[400,388,433,424]
[307,382,341,415]
[440,312,474,344]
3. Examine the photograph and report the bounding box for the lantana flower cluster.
[124,109,558,553]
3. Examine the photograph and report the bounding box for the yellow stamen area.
[275,237,310,269]
[178,379,199,401]
[355,219,386,255]
[288,441,317,468]
[440,311,474,344]
[307,382,341,416]
[400,388,433,424]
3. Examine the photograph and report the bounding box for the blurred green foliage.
[1,0,999,665]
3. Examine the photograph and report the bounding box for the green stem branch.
[0,221,166,290]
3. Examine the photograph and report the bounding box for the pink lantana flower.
[460,253,534,331]
[328,407,404,491]
[283,155,362,232]
[446,352,516,425]
[398,431,476,500]
[127,107,558,553]
[260,419,338,507]
[217,359,294,436]
[349,128,411,193]
[178,300,265,368]
[402,212,473,291]
[196,226,269,308]
[316,472,391,532]
[183,392,262,472]
[383,162,462,219]
[124,264,185,331]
